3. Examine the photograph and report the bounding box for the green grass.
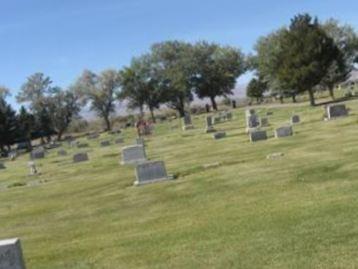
[2,100,358,268]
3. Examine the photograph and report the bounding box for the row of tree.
[1,13,358,154]
[247,15,358,105]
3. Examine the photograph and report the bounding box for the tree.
[150,41,194,117]
[246,77,267,103]
[320,19,358,99]
[274,14,339,106]
[17,106,35,151]
[191,42,246,110]
[47,87,81,140]
[17,73,55,142]
[74,69,121,131]
[0,96,17,154]
[119,54,164,122]
[253,28,300,103]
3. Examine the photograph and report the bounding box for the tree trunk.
[210,96,218,111]
[292,94,297,103]
[149,107,156,123]
[178,97,185,118]
[26,138,32,152]
[279,96,284,104]
[139,106,144,118]
[308,88,315,106]
[104,116,111,131]
[329,86,335,100]
[57,130,64,141]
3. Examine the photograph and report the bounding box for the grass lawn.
[1,100,358,268]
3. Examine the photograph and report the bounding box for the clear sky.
[1,0,358,107]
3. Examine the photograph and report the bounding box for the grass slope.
[1,101,358,268]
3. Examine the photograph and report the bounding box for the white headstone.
[0,238,26,269]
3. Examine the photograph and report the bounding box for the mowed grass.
[2,100,358,268]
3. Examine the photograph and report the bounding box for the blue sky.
[1,0,358,107]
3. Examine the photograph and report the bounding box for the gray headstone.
[245,109,255,118]
[0,162,5,169]
[100,140,111,147]
[205,116,216,133]
[247,114,260,128]
[226,111,233,120]
[182,112,194,130]
[73,153,89,163]
[213,132,226,140]
[291,115,300,124]
[260,117,269,127]
[57,149,67,156]
[249,130,268,142]
[30,149,45,160]
[326,104,348,119]
[77,143,89,148]
[134,161,171,186]
[0,238,26,269]
[121,145,147,165]
[275,126,293,138]
[115,138,124,144]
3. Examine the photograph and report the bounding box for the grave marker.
[30,149,45,160]
[73,153,89,163]
[205,116,216,133]
[121,145,147,165]
[249,130,268,142]
[0,238,26,269]
[134,161,172,186]
[213,132,226,140]
[275,126,293,138]
[100,141,111,147]
[291,115,300,124]
[326,104,348,119]
[182,112,194,130]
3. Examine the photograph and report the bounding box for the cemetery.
[2,101,358,268]
[1,4,358,268]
